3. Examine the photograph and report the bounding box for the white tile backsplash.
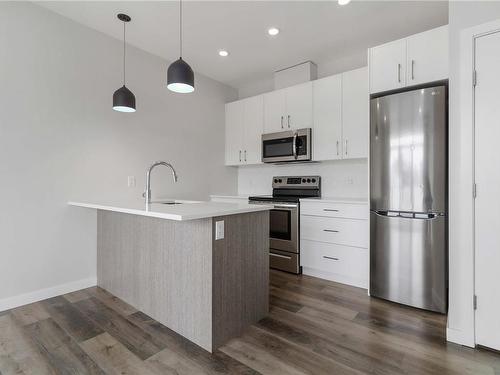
[237,159,368,198]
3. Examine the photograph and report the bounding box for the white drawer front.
[301,201,368,220]
[301,240,368,286]
[301,215,368,248]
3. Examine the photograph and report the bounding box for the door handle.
[411,60,415,80]
[239,150,241,162]
[323,209,339,212]
[336,140,339,156]
[397,63,401,83]
[323,229,339,233]
[270,253,292,260]
[323,256,339,261]
[244,150,247,162]
[292,132,298,159]
[280,116,284,129]
[345,139,348,156]
[287,115,291,128]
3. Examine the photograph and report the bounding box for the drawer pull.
[270,252,292,260]
[323,256,339,261]
[323,229,339,233]
[323,209,339,212]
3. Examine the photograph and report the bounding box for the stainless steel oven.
[262,128,312,163]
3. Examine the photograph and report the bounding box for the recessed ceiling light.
[338,0,351,5]
[268,27,280,36]
[218,50,229,57]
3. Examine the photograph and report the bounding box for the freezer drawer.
[370,211,447,313]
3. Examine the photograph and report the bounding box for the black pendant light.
[113,13,136,112]
[167,0,195,93]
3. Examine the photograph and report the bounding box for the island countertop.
[68,199,272,221]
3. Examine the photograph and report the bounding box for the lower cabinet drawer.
[270,249,299,274]
[300,240,368,288]
[301,215,368,248]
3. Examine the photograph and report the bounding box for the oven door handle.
[292,132,298,159]
[273,204,298,209]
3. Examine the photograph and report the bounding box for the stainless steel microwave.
[262,128,312,163]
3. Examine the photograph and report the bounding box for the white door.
[225,101,244,166]
[474,30,500,351]
[263,89,286,133]
[312,74,342,160]
[285,81,313,130]
[369,39,406,94]
[342,67,369,159]
[406,25,448,86]
[243,95,263,164]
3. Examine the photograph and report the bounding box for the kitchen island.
[69,200,271,352]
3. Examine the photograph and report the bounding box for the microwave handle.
[292,132,298,159]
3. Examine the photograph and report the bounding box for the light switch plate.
[215,220,224,240]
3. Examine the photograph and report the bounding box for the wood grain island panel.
[97,209,269,352]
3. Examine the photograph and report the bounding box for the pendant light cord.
[123,20,126,85]
[179,0,183,58]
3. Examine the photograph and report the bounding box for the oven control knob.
[312,178,316,183]
[274,179,278,183]
[278,179,282,183]
[307,178,311,183]
[302,178,306,183]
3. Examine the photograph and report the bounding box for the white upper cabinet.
[313,74,342,161]
[263,89,286,133]
[264,82,313,133]
[225,96,263,166]
[369,25,449,94]
[285,82,313,130]
[243,95,264,164]
[342,67,369,159]
[369,39,407,94]
[406,25,448,86]
[225,101,244,166]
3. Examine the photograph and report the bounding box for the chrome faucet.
[144,161,178,208]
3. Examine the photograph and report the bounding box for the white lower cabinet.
[300,200,369,288]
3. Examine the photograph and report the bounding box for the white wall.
[448,1,500,346]
[238,159,368,199]
[0,2,237,309]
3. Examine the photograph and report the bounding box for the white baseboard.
[0,276,97,312]
[446,327,475,348]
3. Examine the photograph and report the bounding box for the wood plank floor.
[1,270,500,374]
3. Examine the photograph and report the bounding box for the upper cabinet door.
[369,39,406,94]
[225,101,244,166]
[264,89,286,133]
[285,81,313,130]
[243,95,264,165]
[406,25,448,86]
[312,74,342,161]
[342,67,369,159]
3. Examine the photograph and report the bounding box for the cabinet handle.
[323,229,339,233]
[323,256,339,261]
[270,252,292,260]
[287,115,291,128]
[244,150,247,162]
[397,63,401,83]
[239,150,242,162]
[336,140,339,156]
[323,209,339,212]
[280,116,284,129]
[411,60,415,80]
[345,139,348,156]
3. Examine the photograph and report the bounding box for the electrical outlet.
[127,176,136,188]
[215,220,224,240]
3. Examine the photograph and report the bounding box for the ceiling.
[38,1,448,89]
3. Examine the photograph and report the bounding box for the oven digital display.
[287,177,302,184]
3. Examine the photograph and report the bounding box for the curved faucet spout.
[144,161,178,207]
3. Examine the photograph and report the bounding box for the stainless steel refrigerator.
[370,85,447,314]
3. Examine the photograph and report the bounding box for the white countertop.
[68,199,272,221]
[300,197,368,205]
[209,195,249,200]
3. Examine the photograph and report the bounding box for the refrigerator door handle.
[371,210,443,220]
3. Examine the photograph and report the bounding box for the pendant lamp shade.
[113,85,136,112]
[167,58,194,93]
[167,0,195,93]
[113,13,136,112]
